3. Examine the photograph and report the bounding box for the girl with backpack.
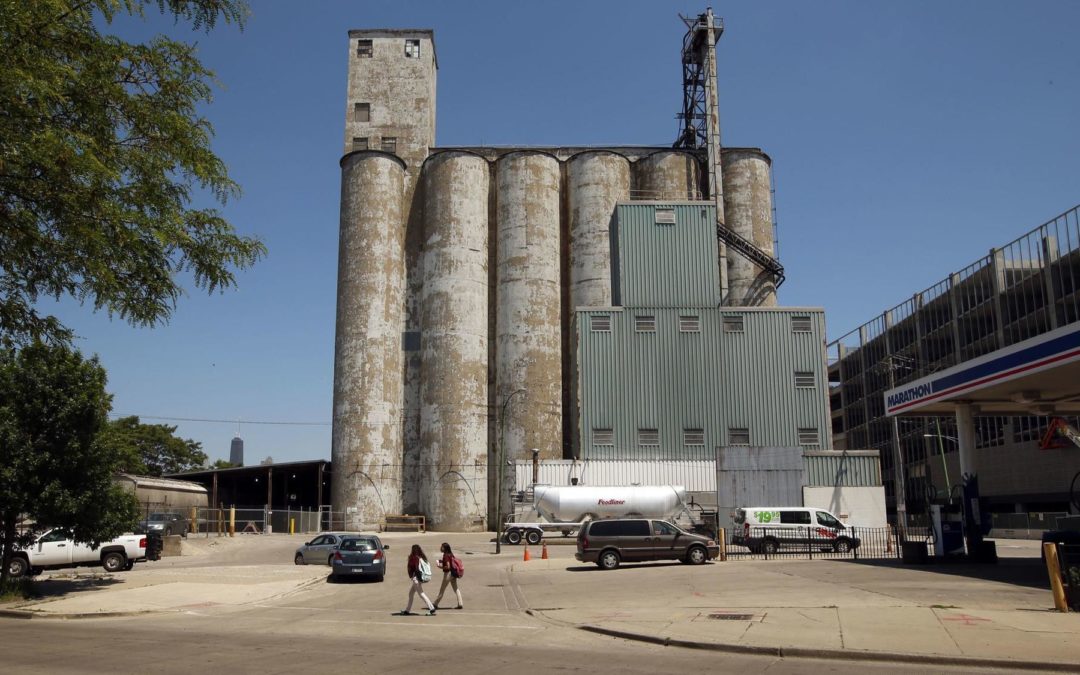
[433,542,464,610]
[399,544,436,616]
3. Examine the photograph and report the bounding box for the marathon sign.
[886,382,935,410]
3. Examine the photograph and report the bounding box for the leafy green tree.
[209,459,236,469]
[0,342,139,586]
[105,415,208,476]
[0,0,263,348]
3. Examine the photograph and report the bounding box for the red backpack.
[450,555,464,578]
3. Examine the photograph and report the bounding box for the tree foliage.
[0,342,139,585]
[104,415,208,476]
[0,0,263,347]
[209,459,235,469]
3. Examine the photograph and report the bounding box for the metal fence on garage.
[724,525,934,561]
[990,512,1070,539]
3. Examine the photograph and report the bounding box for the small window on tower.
[798,428,820,446]
[638,428,660,446]
[654,208,676,225]
[634,315,656,333]
[794,371,816,388]
[381,137,397,154]
[353,102,370,123]
[352,137,368,151]
[729,428,750,445]
[405,39,421,58]
[792,315,813,333]
[679,315,700,333]
[356,39,373,57]
[593,428,614,446]
[683,428,705,446]
[722,315,744,333]
[590,314,612,332]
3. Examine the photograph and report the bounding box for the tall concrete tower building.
[332,17,783,532]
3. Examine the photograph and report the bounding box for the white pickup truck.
[7,529,150,578]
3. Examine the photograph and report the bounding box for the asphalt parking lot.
[2,533,1077,673]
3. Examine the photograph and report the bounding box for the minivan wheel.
[761,539,779,555]
[506,529,522,545]
[686,546,707,565]
[833,539,851,553]
[525,529,542,546]
[598,550,620,570]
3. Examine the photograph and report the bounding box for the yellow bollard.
[290,518,295,535]
[229,506,236,537]
[1043,542,1070,612]
[718,528,727,562]
[190,506,197,535]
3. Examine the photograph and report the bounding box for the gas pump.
[930,504,964,557]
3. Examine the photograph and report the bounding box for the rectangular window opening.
[729,428,750,445]
[593,428,614,446]
[723,315,745,333]
[683,428,705,446]
[679,315,700,333]
[654,208,676,225]
[351,137,369,151]
[798,427,820,446]
[794,371,816,388]
[792,315,813,333]
[380,137,397,154]
[405,39,421,58]
[353,102,370,123]
[638,428,660,446]
[634,315,656,332]
[356,39,373,57]
[590,314,612,332]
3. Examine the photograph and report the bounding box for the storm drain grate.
[708,613,755,621]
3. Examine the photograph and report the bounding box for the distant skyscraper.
[229,436,244,467]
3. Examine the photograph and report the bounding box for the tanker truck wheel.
[506,529,522,545]
[525,529,542,546]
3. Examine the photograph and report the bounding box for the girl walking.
[433,542,464,610]
[399,544,436,616]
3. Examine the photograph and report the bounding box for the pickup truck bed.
[7,529,150,578]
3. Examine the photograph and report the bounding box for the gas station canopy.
[884,323,1080,417]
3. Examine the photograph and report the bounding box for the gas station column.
[955,402,976,480]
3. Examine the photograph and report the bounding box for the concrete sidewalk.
[508,553,1080,670]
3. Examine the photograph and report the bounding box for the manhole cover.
[708,613,754,621]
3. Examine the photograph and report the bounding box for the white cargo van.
[731,507,859,554]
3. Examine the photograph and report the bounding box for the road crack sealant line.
[576,624,1079,672]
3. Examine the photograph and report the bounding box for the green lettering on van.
[754,510,780,523]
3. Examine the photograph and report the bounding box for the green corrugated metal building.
[576,203,833,460]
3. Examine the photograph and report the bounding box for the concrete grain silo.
[722,149,776,306]
[495,151,563,480]
[568,152,632,309]
[419,151,490,531]
[332,152,407,530]
[633,150,702,201]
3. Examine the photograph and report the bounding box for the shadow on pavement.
[564,561,713,572]
[833,556,1050,590]
[29,576,123,598]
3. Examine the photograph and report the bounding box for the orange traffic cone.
[541,542,549,560]
[523,545,531,562]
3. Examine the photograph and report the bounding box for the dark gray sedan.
[294,533,353,566]
[329,536,388,582]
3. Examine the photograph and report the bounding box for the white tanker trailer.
[502,485,694,545]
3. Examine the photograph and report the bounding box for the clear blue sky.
[50,1,1080,465]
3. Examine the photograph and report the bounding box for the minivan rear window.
[590,520,649,536]
[779,511,811,525]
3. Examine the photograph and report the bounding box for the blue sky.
[51,1,1080,464]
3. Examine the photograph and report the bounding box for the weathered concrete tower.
[333,30,436,530]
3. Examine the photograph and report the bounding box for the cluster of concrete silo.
[332,146,775,531]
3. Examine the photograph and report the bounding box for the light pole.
[923,427,957,503]
[495,388,526,554]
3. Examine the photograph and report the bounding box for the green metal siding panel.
[805,453,882,486]
[578,308,832,460]
[615,203,721,307]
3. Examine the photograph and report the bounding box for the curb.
[577,624,1078,672]
[0,608,160,620]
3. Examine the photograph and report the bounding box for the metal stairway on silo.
[715,223,786,288]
